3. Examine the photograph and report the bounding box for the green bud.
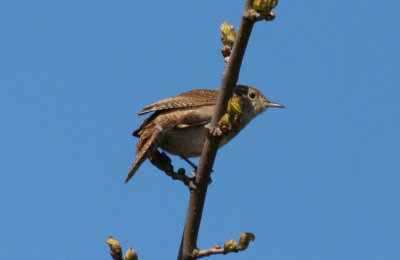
[220,22,234,35]
[265,11,276,21]
[219,114,231,127]
[253,0,278,12]
[106,236,121,250]
[227,97,242,116]
[224,239,238,252]
[269,0,278,9]
[106,236,122,259]
[219,114,232,135]
[238,232,256,250]
[125,248,138,260]
[220,22,236,45]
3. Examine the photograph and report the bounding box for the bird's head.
[234,85,284,118]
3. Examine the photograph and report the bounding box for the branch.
[108,1,279,260]
[178,0,268,259]
[195,232,256,258]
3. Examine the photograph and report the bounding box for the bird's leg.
[180,156,198,176]
[180,155,214,184]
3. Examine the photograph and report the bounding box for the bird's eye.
[248,91,256,99]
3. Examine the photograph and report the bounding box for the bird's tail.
[125,130,158,183]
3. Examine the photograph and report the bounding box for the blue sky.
[1,1,399,259]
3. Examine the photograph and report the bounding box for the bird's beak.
[266,101,285,108]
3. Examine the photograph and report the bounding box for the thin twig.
[195,248,237,258]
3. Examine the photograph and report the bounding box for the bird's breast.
[160,126,209,157]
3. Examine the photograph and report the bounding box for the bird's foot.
[205,123,223,137]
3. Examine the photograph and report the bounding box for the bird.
[125,84,284,183]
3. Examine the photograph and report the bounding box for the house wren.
[125,84,284,183]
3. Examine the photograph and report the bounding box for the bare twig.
[195,244,239,258]
[178,1,261,259]
[196,248,231,258]
[194,232,256,258]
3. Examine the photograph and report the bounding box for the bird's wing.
[137,89,218,115]
[174,111,213,129]
[133,104,215,137]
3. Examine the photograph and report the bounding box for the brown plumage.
[137,90,218,115]
[125,85,284,183]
